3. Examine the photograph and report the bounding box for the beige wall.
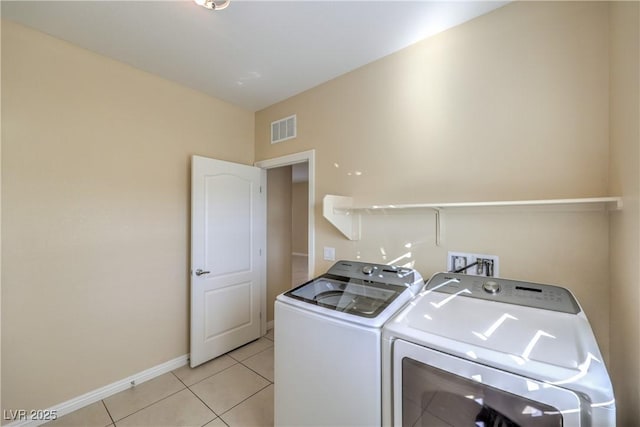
[291,181,309,254]
[1,20,254,413]
[256,0,615,390]
[609,2,640,425]
[257,2,609,204]
[266,167,292,322]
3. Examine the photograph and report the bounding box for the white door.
[190,155,266,368]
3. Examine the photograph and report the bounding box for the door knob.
[195,269,210,276]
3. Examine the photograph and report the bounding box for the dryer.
[275,260,423,426]
[382,272,615,426]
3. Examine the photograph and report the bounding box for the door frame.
[255,149,316,286]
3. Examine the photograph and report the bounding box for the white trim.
[267,320,275,330]
[255,149,313,169]
[4,355,189,427]
[259,167,268,338]
[255,149,315,280]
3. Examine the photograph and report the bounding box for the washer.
[275,260,423,426]
[382,272,615,427]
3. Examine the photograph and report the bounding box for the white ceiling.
[2,0,508,111]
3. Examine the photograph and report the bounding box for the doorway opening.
[290,162,310,286]
[255,150,315,329]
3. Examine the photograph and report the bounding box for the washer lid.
[285,274,406,318]
[281,260,424,321]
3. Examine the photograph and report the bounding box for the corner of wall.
[608,1,640,424]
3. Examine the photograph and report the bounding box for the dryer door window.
[391,340,582,426]
[402,358,561,426]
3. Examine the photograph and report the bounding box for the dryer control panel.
[425,272,581,314]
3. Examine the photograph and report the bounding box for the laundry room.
[1,1,638,426]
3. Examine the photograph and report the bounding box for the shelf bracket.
[433,208,442,247]
[322,195,361,240]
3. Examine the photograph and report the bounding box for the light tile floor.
[46,330,275,427]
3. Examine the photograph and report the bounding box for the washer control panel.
[326,260,423,288]
[425,272,581,314]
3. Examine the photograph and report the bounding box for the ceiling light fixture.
[194,0,231,10]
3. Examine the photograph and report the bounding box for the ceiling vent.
[271,114,297,144]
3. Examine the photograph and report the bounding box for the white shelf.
[322,195,623,242]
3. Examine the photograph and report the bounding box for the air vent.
[271,114,297,144]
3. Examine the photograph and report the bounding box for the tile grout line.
[200,417,229,427]
[101,400,116,427]
[181,341,274,426]
[237,347,275,384]
[183,388,221,426]
[108,383,188,424]
[172,371,222,425]
[183,359,241,388]
[190,340,275,425]
[217,382,273,421]
[185,338,273,387]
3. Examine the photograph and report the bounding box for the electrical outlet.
[323,247,336,261]
[447,251,499,277]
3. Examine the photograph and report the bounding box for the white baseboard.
[267,320,274,330]
[4,354,189,427]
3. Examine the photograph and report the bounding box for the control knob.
[483,280,501,294]
[362,265,375,275]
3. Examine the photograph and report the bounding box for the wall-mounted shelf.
[323,194,623,243]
